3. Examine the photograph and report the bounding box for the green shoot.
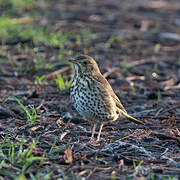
[154,44,161,54]
[0,16,70,47]
[108,35,116,44]
[141,49,147,55]
[150,172,155,180]
[168,175,178,180]
[14,97,37,124]
[7,0,34,11]
[33,57,45,70]
[111,173,116,180]
[131,86,136,96]
[9,143,15,163]
[75,28,92,54]
[122,62,134,71]
[76,34,81,46]
[55,74,65,90]
[43,165,56,180]
[133,160,143,176]
[154,62,158,72]
[0,135,47,178]
[17,173,26,180]
[35,75,46,85]
[105,35,117,48]
[55,74,73,90]
[66,76,73,88]
[58,32,71,60]
[81,28,90,46]
[1,133,9,147]
[157,89,161,102]
[49,139,71,154]
[49,138,57,154]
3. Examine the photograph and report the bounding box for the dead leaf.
[64,148,73,163]
[103,126,116,130]
[11,16,31,24]
[60,131,69,140]
[56,119,65,127]
[30,126,42,131]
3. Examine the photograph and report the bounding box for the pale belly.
[71,85,119,122]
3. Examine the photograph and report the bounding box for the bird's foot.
[96,137,101,142]
[90,137,95,143]
[89,137,102,146]
[90,140,100,146]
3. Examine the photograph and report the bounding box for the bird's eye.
[83,61,88,65]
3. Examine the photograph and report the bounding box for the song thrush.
[69,55,144,142]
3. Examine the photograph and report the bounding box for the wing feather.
[93,74,127,113]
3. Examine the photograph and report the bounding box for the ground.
[0,0,180,179]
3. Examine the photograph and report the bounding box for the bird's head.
[69,55,101,76]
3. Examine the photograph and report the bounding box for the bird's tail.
[119,109,144,125]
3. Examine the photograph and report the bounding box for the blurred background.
[0,0,180,71]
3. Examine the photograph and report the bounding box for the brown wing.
[93,74,144,125]
[93,74,127,113]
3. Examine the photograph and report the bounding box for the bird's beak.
[69,58,78,64]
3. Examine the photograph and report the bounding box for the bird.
[69,55,144,142]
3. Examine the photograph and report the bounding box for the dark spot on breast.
[86,96,90,100]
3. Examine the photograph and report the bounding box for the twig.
[158,104,180,115]
[46,66,71,80]
[60,131,70,140]
[160,148,169,157]
[155,108,164,117]
[86,167,98,179]
[120,131,138,140]
[78,170,88,176]
[103,68,119,78]
[36,99,45,110]
[151,132,180,145]
[102,140,154,158]
[126,76,145,81]
[129,58,157,66]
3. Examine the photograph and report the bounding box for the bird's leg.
[90,123,96,142]
[96,122,104,142]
